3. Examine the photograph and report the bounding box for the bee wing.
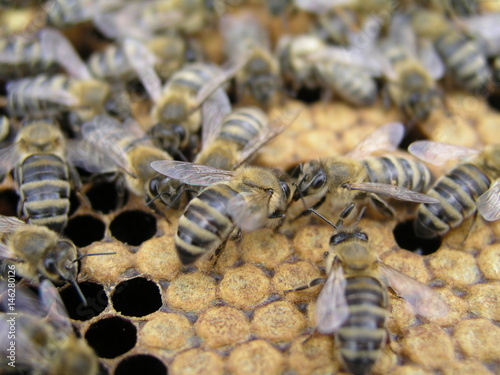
[0,144,19,176]
[39,280,73,335]
[192,55,251,111]
[315,258,349,334]
[78,116,133,174]
[201,88,232,150]
[408,141,480,166]
[0,215,27,234]
[150,160,235,186]
[93,5,152,41]
[477,179,500,221]
[379,262,449,319]
[460,13,500,56]
[66,139,119,174]
[347,182,439,204]
[234,107,301,168]
[226,189,278,233]
[220,12,271,55]
[418,38,445,80]
[295,0,350,13]
[347,122,405,159]
[123,38,162,103]
[39,28,92,80]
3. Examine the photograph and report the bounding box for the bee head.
[43,240,78,282]
[293,160,327,201]
[147,175,185,209]
[149,122,187,152]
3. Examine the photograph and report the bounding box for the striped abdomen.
[219,107,267,149]
[87,44,134,82]
[16,154,71,233]
[175,184,239,264]
[435,31,490,92]
[415,163,490,238]
[337,276,387,375]
[167,63,219,96]
[7,75,72,117]
[0,38,56,78]
[362,156,433,192]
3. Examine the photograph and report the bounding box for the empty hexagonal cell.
[0,189,18,216]
[86,180,128,214]
[64,215,106,247]
[61,281,108,321]
[85,316,137,359]
[114,354,167,375]
[112,277,162,317]
[393,219,441,255]
[110,210,157,246]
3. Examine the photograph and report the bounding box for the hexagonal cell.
[0,189,18,216]
[61,281,108,321]
[393,219,441,255]
[110,210,157,246]
[85,316,137,359]
[114,354,167,375]
[112,277,162,317]
[86,180,128,214]
[64,215,106,247]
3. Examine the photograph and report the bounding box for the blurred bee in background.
[220,12,280,105]
[409,141,500,238]
[379,13,445,124]
[0,215,87,304]
[151,161,294,265]
[411,8,491,93]
[73,115,183,212]
[125,37,249,157]
[292,122,438,221]
[0,28,91,79]
[0,279,98,375]
[285,208,448,375]
[0,115,10,145]
[0,118,81,233]
[265,0,293,17]
[424,0,480,18]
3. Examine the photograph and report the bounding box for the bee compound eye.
[311,173,326,189]
[280,181,291,199]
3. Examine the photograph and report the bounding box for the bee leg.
[387,285,403,300]
[209,239,230,268]
[369,194,395,218]
[291,196,327,222]
[284,277,325,294]
[458,211,479,247]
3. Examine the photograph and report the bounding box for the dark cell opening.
[64,215,106,247]
[114,355,167,375]
[112,277,162,317]
[487,92,500,112]
[109,210,157,246]
[61,281,108,321]
[86,180,128,214]
[393,219,441,255]
[0,189,19,216]
[294,86,322,103]
[399,124,429,151]
[85,316,137,359]
[68,190,80,217]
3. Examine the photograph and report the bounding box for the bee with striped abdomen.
[0,118,81,233]
[292,122,437,220]
[409,141,500,238]
[151,161,294,265]
[285,209,448,375]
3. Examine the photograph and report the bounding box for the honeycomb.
[0,2,499,375]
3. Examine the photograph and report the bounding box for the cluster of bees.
[0,0,498,374]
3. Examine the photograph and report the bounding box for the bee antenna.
[72,252,116,264]
[70,278,87,307]
[308,208,337,229]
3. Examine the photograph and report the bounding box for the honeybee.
[220,12,280,104]
[125,38,248,155]
[292,122,438,220]
[285,209,448,375]
[425,0,480,17]
[411,8,491,93]
[0,279,98,375]
[0,115,10,145]
[0,28,91,79]
[151,161,294,265]
[74,115,182,211]
[0,215,86,302]
[0,118,81,233]
[44,0,128,27]
[409,141,500,238]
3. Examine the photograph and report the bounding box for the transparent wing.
[418,38,445,79]
[227,190,272,233]
[150,160,235,186]
[123,38,162,103]
[347,122,405,159]
[235,107,301,168]
[347,182,439,203]
[315,258,349,334]
[192,55,251,111]
[295,0,350,13]
[79,116,133,174]
[477,179,500,221]
[387,13,417,56]
[0,242,18,262]
[39,280,72,335]
[408,141,480,166]
[201,88,232,150]
[0,145,19,176]
[66,139,119,174]
[39,28,92,80]
[460,13,500,56]
[379,262,449,319]
[0,215,27,233]
[219,12,270,56]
